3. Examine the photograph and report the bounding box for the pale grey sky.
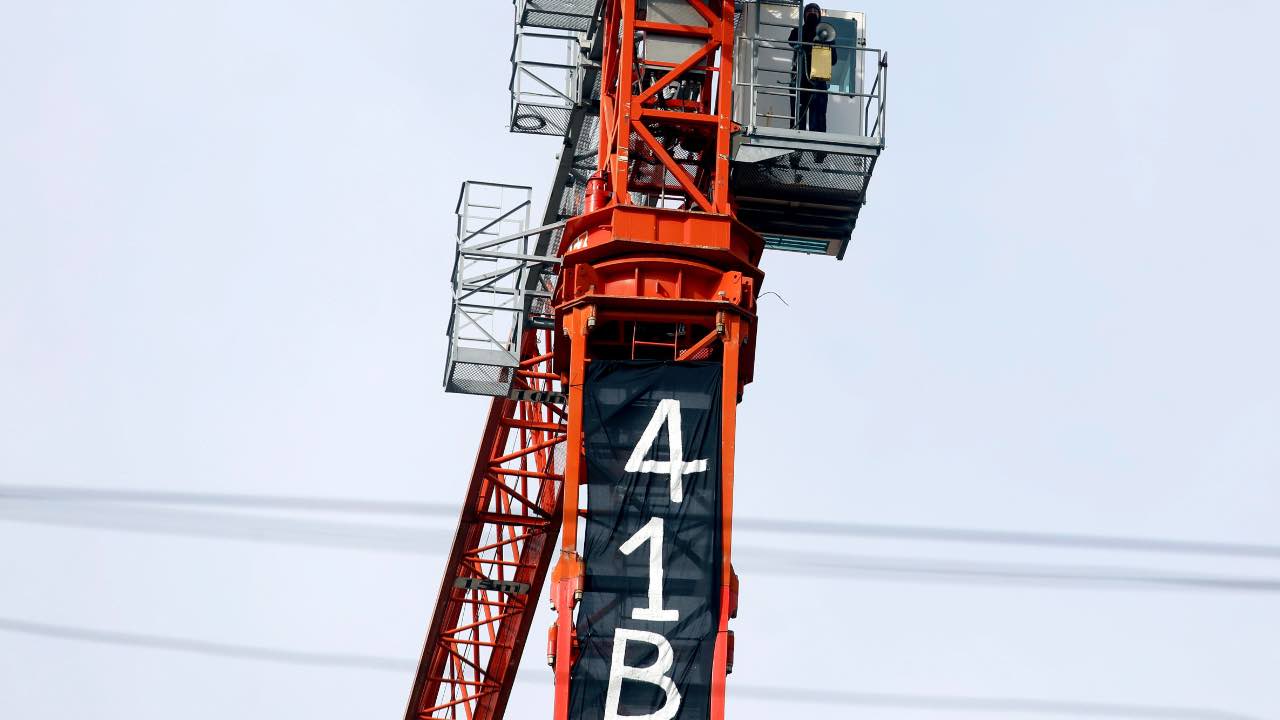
[2,2,1279,719]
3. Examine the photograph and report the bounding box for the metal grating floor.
[732,149,878,258]
[519,0,596,32]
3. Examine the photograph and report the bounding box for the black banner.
[569,360,723,720]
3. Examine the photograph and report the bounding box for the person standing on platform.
[789,3,835,133]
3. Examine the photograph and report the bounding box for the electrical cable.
[0,617,1262,720]
[4,499,1280,594]
[5,484,1279,560]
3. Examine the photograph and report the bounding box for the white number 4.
[623,398,707,504]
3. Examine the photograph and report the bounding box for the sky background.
[2,1,1279,719]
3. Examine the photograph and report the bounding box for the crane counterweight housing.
[413,2,886,719]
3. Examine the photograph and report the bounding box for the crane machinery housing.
[411,2,886,719]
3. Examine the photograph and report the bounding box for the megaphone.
[814,21,837,44]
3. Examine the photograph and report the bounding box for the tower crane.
[406,2,886,719]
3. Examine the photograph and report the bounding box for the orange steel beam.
[676,327,722,361]
[633,39,719,106]
[404,328,566,720]
[547,4,761,720]
[607,0,638,206]
[709,313,743,720]
[593,0,736,215]
[551,308,590,720]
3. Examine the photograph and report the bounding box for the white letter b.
[603,629,682,720]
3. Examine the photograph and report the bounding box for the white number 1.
[619,517,679,622]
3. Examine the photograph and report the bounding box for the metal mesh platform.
[518,0,597,32]
[731,140,880,258]
[445,348,519,397]
[512,103,575,136]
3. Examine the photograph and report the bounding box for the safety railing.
[736,37,886,143]
[445,182,563,396]
[510,29,582,137]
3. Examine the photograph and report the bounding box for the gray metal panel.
[644,35,706,65]
[642,0,710,65]
[734,125,884,156]
[646,0,708,27]
[453,346,522,367]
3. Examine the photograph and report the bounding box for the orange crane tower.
[406,2,886,719]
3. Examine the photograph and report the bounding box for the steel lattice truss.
[406,329,566,720]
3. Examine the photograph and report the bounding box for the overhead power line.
[0,617,1261,720]
[0,616,407,672]
[5,484,1279,560]
[753,547,1280,593]
[0,484,453,517]
[5,497,1280,595]
[738,517,1280,561]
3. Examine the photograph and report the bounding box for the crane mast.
[548,3,752,719]
[406,2,886,719]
